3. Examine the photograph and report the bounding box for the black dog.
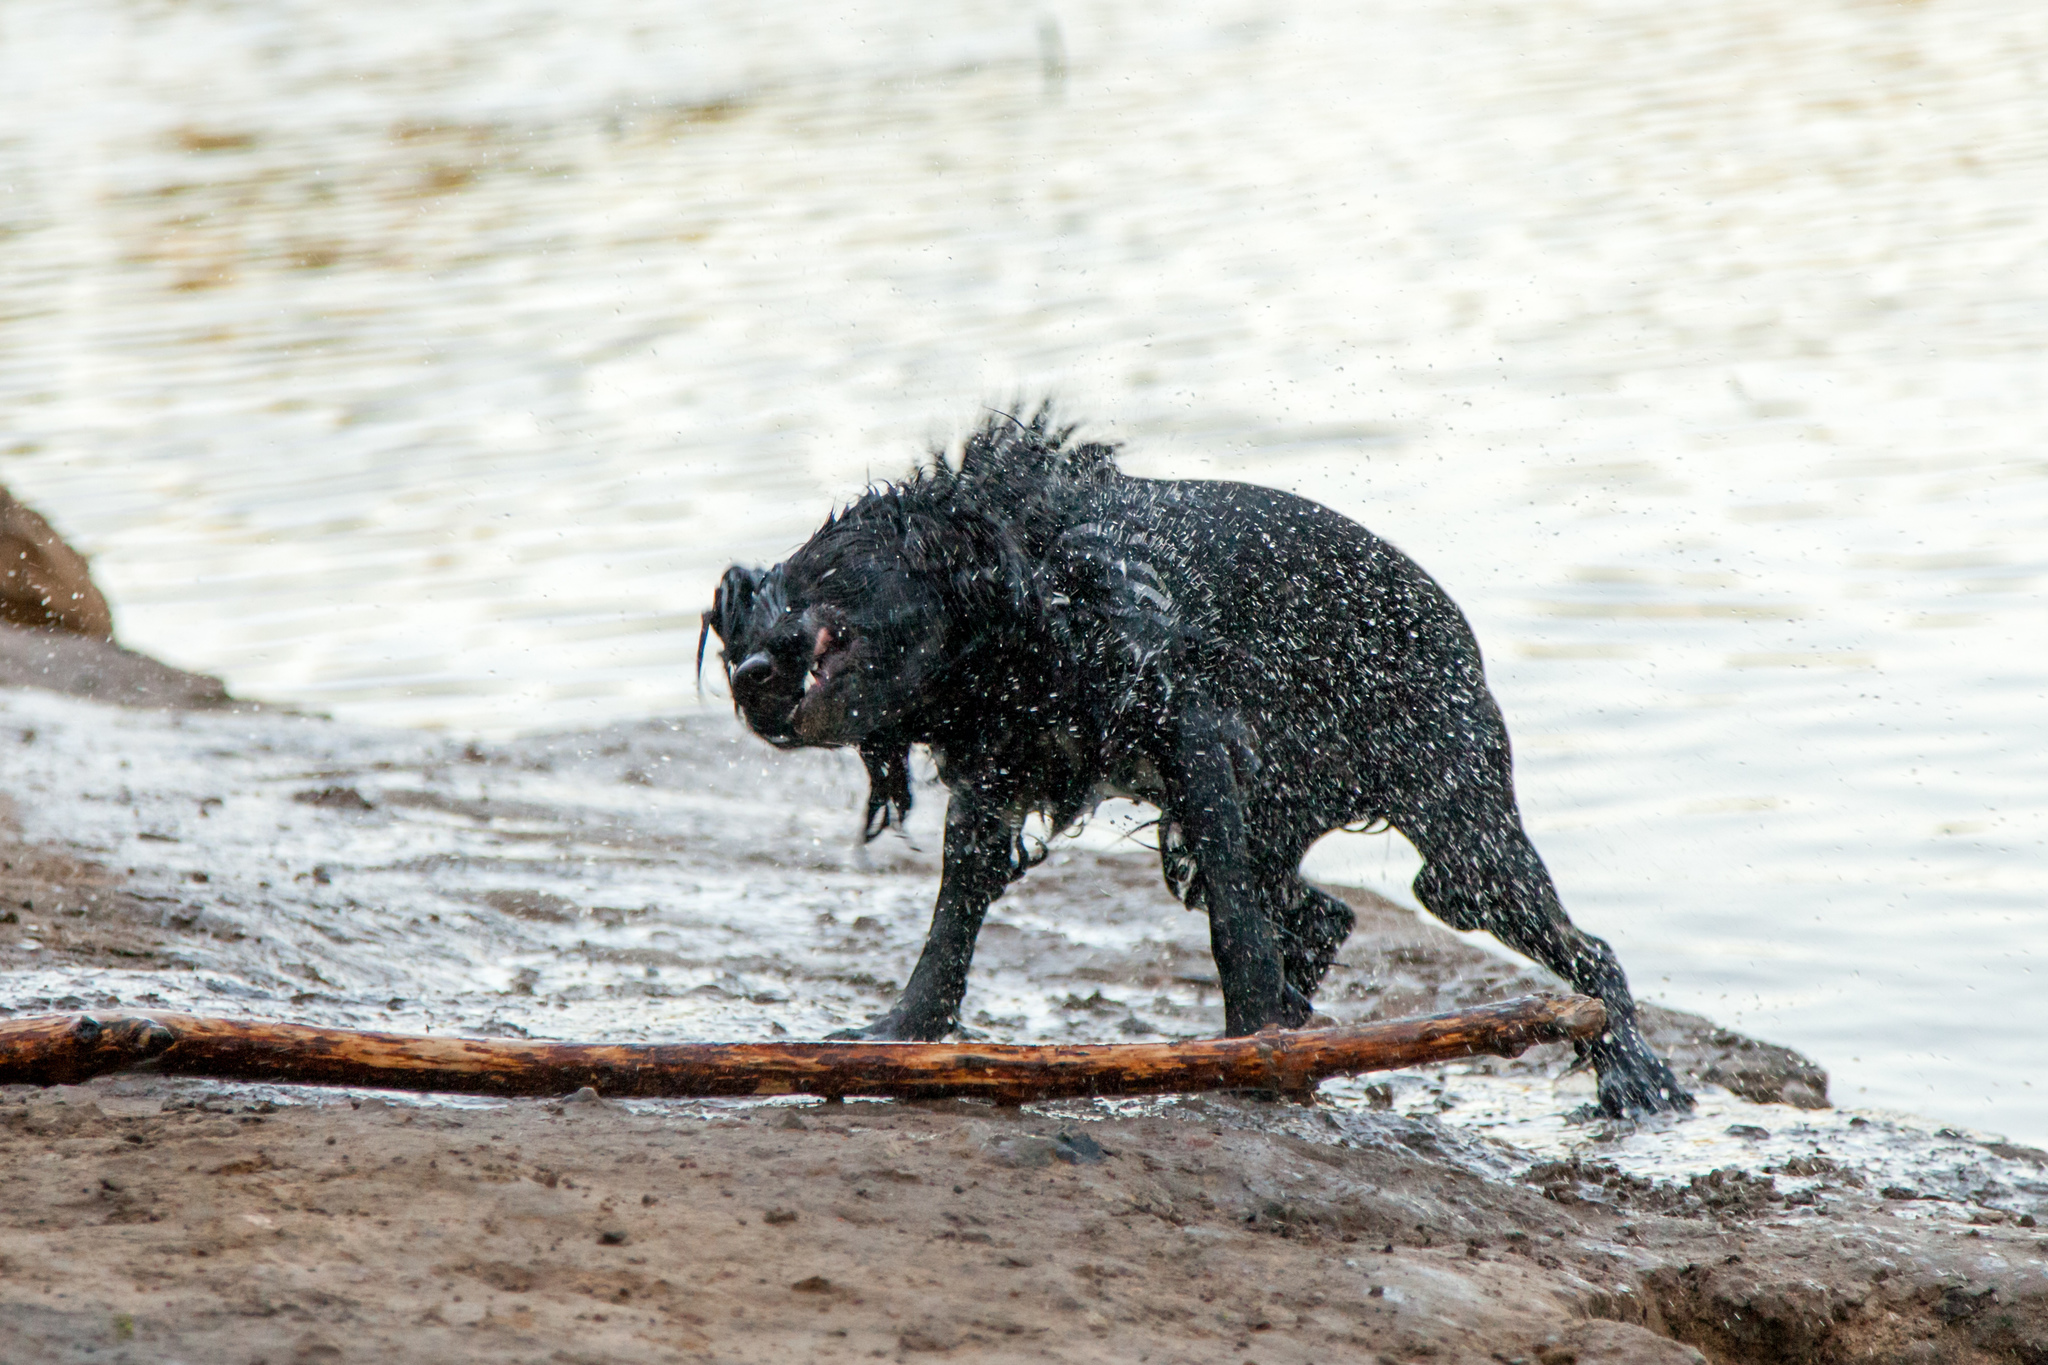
[702,407,1691,1116]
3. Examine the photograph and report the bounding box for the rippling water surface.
[2,0,2045,1138]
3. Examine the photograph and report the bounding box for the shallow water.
[1,0,2045,1138]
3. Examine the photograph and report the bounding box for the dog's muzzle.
[728,649,808,745]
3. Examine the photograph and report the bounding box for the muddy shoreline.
[6,1075,2047,1365]
[1,639,2044,1362]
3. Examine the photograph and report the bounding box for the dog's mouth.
[780,625,859,744]
[805,625,853,694]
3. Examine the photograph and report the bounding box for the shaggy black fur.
[702,406,1692,1116]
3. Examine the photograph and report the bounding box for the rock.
[293,786,376,811]
[0,624,237,709]
[0,487,112,638]
[0,489,250,710]
[1054,1129,1107,1163]
[983,1133,1061,1168]
[981,1130,1108,1168]
[1646,1013,1833,1109]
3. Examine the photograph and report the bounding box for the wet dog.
[702,407,1691,1115]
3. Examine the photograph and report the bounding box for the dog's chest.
[929,725,1160,816]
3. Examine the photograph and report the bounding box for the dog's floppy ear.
[858,737,913,841]
[699,564,766,687]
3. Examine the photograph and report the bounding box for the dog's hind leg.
[827,794,1020,1041]
[1277,881,1354,1002]
[1396,789,1692,1117]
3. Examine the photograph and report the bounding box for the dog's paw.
[1278,985,1318,1030]
[1594,1060,1696,1118]
[825,1019,904,1041]
[824,1012,949,1043]
[1580,1028,1696,1118]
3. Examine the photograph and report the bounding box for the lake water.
[2,0,2044,1140]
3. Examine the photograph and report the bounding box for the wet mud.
[1,676,2044,1362]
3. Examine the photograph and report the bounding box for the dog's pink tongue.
[805,626,834,693]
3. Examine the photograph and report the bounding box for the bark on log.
[0,994,1604,1103]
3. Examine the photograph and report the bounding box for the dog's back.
[1021,466,1500,848]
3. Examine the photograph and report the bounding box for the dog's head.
[704,407,1112,754]
[701,505,978,750]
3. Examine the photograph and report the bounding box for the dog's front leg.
[1168,709,1305,1035]
[827,793,1019,1041]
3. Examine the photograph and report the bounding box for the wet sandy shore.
[6,1075,2047,1365]
[1,635,2044,1362]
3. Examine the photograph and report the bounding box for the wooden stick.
[0,994,1604,1104]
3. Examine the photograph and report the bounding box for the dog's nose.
[733,651,775,687]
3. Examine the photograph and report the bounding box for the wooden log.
[0,994,1604,1104]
